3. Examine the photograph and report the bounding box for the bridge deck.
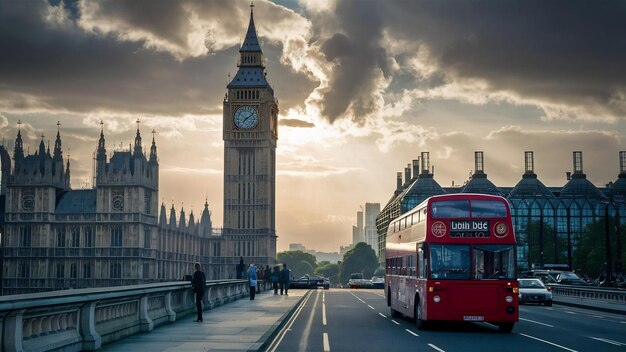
[100,289,306,352]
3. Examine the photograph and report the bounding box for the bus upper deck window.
[471,200,507,218]
[431,200,470,218]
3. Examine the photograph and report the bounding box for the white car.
[518,278,553,306]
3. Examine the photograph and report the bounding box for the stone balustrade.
[0,280,248,352]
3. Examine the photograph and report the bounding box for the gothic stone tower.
[223,4,278,267]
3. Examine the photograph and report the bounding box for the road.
[268,289,626,352]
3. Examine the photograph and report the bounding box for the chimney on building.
[475,151,484,174]
[619,151,626,177]
[524,151,534,174]
[421,152,430,176]
[412,159,419,180]
[404,164,411,185]
[573,151,584,176]
[566,172,571,181]
[396,172,402,192]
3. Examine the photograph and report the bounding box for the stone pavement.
[99,289,308,352]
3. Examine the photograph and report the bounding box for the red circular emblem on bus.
[431,221,446,237]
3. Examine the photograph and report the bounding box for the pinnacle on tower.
[149,129,158,163]
[53,121,63,161]
[133,119,143,157]
[97,121,107,161]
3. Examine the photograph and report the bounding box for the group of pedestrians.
[246,262,291,300]
[191,259,293,322]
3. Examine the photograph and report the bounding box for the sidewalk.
[100,289,307,352]
[553,295,626,315]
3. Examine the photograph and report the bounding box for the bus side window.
[418,246,425,278]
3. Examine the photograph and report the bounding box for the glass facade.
[377,151,626,279]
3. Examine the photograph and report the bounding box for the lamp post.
[601,182,615,286]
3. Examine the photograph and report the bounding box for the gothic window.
[71,227,80,247]
[56,228,66,248]
[83,264,92,278]
[110,262,121,278]
[144,228,151,249]
[70,263,78,278]
[84,227,94,247]
[111,226,123,247]
[145,192,152,214]
[56,263,65,278]
[19,262,29,278]
[19,225,31,247]
[142,263,150,279]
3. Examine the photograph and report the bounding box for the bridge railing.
[0,280,248,352]
[550,285,626,304]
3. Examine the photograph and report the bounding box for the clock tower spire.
[222,4,278,269]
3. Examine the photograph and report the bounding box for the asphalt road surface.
[268,288,626,352]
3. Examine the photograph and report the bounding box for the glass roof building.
[376,151,626,278]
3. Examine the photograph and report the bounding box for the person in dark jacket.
[271,266,280,295]
[191,262,206,322]
[280,263,291,295]
[236,257,244,279]
[264,265,271,291]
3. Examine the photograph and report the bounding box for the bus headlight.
[433,295,441,303]
[505,295,513,303]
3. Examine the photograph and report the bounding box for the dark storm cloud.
[0,0,312,116]
[309,0,626,122]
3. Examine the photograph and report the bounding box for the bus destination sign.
[450,220,490,238]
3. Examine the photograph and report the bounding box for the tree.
[276,250,317,278]
[339,242,378,285]
[527,221,567,267]
[573,218,625,279]
[315,261,339,286]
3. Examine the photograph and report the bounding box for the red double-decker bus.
[385,193,518,332]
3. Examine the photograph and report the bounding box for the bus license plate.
[463,316,484,321]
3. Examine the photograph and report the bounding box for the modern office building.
[352,209,363,245]
[376,150,626,276]
[364,203,381,257]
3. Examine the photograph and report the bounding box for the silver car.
[518,278,553,306]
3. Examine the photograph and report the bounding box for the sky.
[1,0,625,253]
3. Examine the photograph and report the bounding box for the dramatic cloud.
[279,119,315,128]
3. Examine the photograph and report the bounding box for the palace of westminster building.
[0,6,278,295]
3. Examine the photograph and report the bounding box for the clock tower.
[223,3,278,266]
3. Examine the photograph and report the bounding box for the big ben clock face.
[234,105,258,129]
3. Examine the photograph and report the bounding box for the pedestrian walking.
[264,265,271,291]
[248,264,257,300]
[272,266,280,295]
[256,265,261,294]
[236,256,244,279]
[280,263,291,295]
[191,262,206,322]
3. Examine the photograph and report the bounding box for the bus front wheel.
[415,300,427,330]
[498,322,514,333]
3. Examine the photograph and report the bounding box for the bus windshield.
[429,244,516,280]
[431,200,507,218]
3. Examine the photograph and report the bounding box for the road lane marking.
[428,343,445,352]
[391,320,400,325]
[323,332,330,352]
[323,291,325,303]
[379,312,387,318]
[519,318,554,328]
[322,302,327,325]
[564,311,577,315]
[405,329,419,337]
[519,333,578,352]
[589,337,626,346]
[592,315,604,319]
[298,291,320,351]
[266,291,313,352]
[367,304,375,310]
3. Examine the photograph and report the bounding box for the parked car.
[370,276,384,289]
[518,278,553,306]
[290,275,330,289]
[520,270,558,286]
